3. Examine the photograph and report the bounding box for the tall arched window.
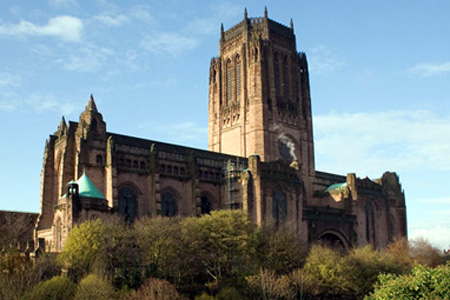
[272,189,287,225]
[283,56,290,100]
[226,59,232,105]
[119,186,137,223]
[161,190,177,217]
[366,201,376,245]
[201,195,211,215]
[235,55,241,102]
[274,53,281,99]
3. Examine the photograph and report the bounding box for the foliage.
[342,246,404,298]
[181,210,257,291]
[247,268,295,300]
[126,277,187,300]
[365,263,450,300]
[74,273,117,300]
[58,218,105,280]
[386,237,413,272]
[194,292,215,300]
[215,286,250,300]
[20,275,77,300]
[255,225,306,274]
[409,237,448,267]
[0,251,59,300]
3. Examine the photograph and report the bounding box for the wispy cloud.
[139,121,207,147]
[314,109,450,175]
[140,32,198,56]
[0,93,81,115]
[409,61,450,77]
[93,13,129,27]
[0,15,83,43]
[56,45,115,72]
[49,0,78,9]
[0,72,22,88]
[308,45,345,75]
[410,226,450,248]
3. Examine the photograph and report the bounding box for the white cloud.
[140,32,198,56]
[0,15,83,42]
[139,121,207,147]
[308,45,345,75]
[314,109,450,175]
[418,197,450,205]
[409,226,450,249]
[409,62,450,77]
[94,13,129,27]
[49,0,78,9]
[0,72,22,88]
[0,93,80,115]
[56,45,115,72]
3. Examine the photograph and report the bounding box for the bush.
[74,274,116,300]
[20,275,77,300]
[194,293,215,300]
[365,263,450,300]
[215,286,249,300]
[127,277,187,300]
[247,268,295,300]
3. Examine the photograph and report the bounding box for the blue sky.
[0,0,449,248]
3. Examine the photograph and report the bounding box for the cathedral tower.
[208,8,315,178]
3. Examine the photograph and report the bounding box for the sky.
[0,0,449,248]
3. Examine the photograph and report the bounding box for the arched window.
[91,119,98,132]
[274,53,281,99]
[366,201,376,245]
[96,154,103,164]
[273,189,287,225]
[201,195,211,214]
[133,160,138,168]
[236,55,241,102]
[226,59,232,105]
[118,186,137,223]
[160,164,166,173]
[283,56,290,100]
[140,161,146,170]
[161,190,177,217]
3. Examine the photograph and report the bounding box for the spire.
[290,18,294,31]
[220,23,224,40]
[244,7,248,20]
[56,116,67,136]
[86,94,98,113]
[264,6,268,19]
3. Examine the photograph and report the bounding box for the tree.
[126,277,187,300]
[386,237,413,272]
[247,268,295,300]
[74,274,117,300]
[409,237,447,267]
[255,225,306,274]
[365,263,450,300]
[58,219,105,280]
[181,210,257,291]
[20,275,77,300]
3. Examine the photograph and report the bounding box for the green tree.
[247,268,295,300]
[126,277,187,300]
[58,219,105,280]
[255,225,306,274]
[74,273,117,300]
[365,263,450,300]
[181,210,257,291]
[20,275,77,300]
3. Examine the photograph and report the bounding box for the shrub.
[365,263,450,300]
[194,293,215,300]
[247,268,295,300]
[20,275,76,300]
[127,277,187,300]
[74,273,116,300]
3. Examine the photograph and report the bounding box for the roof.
[325,182,347,193]
[76,171,105,199]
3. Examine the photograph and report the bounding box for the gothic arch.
[160,187,179,217]
[274,52,281,99]
[200,191,215,215]
[272,187,287,226]
[226,58,232,105]
[366,200,376,245]
[118,184,138,223]
[317,230,350,250]
[235,54,241,102]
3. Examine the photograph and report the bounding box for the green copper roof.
[325,182,347,193]
[76,172,105,199]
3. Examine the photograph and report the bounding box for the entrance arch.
[317,230,349,250]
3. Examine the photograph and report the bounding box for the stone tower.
[208,8,315,179]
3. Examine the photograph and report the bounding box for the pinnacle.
[86,94,98,113]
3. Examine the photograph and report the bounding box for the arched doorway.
[118,185,137,223]
[317,231,349,250]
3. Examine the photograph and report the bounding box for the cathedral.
[35,9,407,252]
